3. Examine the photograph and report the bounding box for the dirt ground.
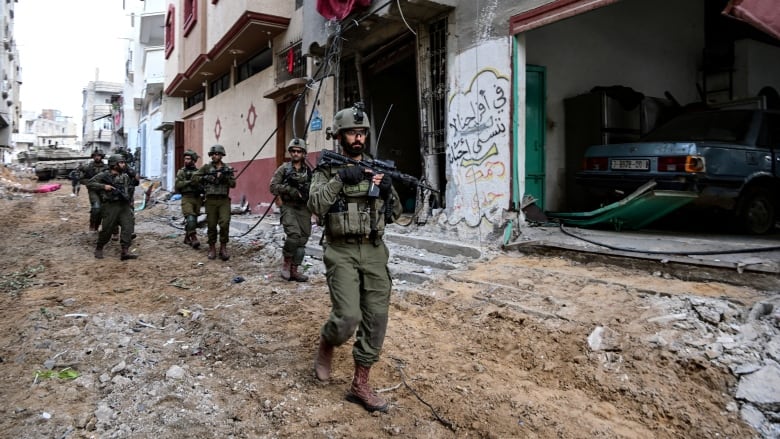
[0,178,771,438]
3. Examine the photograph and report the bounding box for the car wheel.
[736,187,776,235]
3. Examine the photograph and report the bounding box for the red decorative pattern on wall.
[246,104,257,134]
[214,118,222,141]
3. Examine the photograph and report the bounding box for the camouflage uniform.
[308,156,402,365]
[175,152,203,248]
[77,155,108,230]
[269,161,312,281]
[87,156,137,260]
[192,146,236,260]
[309,103,403,413]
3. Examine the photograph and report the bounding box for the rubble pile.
[0,164,38,196]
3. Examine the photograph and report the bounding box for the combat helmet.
[183,149,199,161]
[208,144,226,156]
[92,148,105,158]
[107,154,125,166]
[332,102,370,133]
[287,138,307,153]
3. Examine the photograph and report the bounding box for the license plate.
[611,159,649,170]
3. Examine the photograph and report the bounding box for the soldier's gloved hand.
[378,174,393,198]
[286,186,300,198]
[204,175,217,184]
[337,166,365,185]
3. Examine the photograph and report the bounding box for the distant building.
[82,79,122,154]
[0,0,22,163]
[28,109,79,151]
[119,0,170,183]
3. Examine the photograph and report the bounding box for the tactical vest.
[95,171,133,203]
[177,167,201,195]
[80,161,106,183]
[281,163,312,204]
[320,164,388,239]
[202,163,233,196]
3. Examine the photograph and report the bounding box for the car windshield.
[641,110,754,143]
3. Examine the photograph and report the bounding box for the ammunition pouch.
[326,203,372,238]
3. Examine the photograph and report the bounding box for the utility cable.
[559,223,780,255]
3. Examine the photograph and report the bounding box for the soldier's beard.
[340,138,364,157]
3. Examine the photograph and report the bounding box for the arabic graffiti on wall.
[446,51,511,227]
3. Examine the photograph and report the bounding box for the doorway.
[525,65,547,209]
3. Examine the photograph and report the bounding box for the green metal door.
[525,65,546,209]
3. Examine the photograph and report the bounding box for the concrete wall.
[445,39,512,226]
[524,0,705,210]
[734,38,780,101]
[206,0,292,48]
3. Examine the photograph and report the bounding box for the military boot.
[290,264,309,282]
[120,246,137,260]
[207,243,217,260]
[346,363,388,413]
[94,245,104,259]
[189,232,201,249]
[219,243,230,261]
[314,336,334,382]
[280,256,292,280]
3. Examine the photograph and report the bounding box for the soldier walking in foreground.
[307,104,402,413]
[77,149,107,231]
[88,154,137,260]
[269,138,313,282]
[193,145,236,261]
[175,149,203,249]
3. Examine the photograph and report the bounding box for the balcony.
[139,12,165,46]
[144,48,165,86]
[165,5,290,97]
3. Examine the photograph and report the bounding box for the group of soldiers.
[174,144,237,261]
[74,148,140,260]
[176,104,402,412]
[72,104,401,413]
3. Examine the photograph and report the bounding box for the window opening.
[184,90,205,110]
[276,41,305,83]
[183,0,197,37]
[209,73,230,98]
[236,48,273,84]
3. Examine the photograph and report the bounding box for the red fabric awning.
[722,0,780,40]
[316,0,372,21]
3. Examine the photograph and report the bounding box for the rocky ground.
[0,170,779,438]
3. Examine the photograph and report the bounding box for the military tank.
[15,146,92,181]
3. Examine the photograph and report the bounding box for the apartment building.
[82,80,122,154]
[157,0,780,231]
[0,0,22,162]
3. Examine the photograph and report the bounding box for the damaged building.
[137,0,779,234]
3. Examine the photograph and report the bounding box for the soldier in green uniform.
[175,149,203,249]
[192,145,236,261]
[77,149,107,231]
[87,154,138,260]
[269,138,312,282]
[308,103,402,413]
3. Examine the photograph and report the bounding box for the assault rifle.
[201,167,234,183]
[320,149,438,193]
[95,174,132,203]
[284,175,310,201]
[110,186,131,203]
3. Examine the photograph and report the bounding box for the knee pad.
[293,247,306,265]
[185,215,197,230]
